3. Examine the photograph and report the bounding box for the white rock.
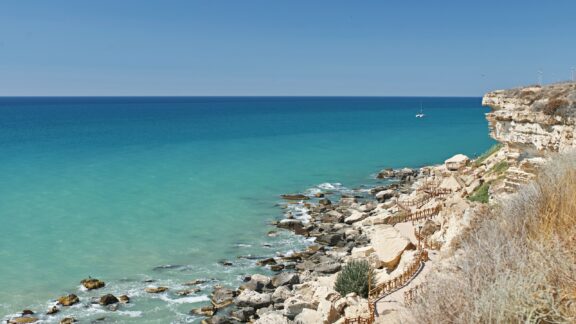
[351,246,375,258]
[255,311,289,324]
[294,308,322,324]
[368,225,415,270]
[283,296,315,319]
[344,210,366,224]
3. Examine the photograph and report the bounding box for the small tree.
[334,260,375,298]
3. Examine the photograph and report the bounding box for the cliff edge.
[483,82,576,153]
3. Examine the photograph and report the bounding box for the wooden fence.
[386,205,441,225]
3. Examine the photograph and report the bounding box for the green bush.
[334,260,375,298]
[489,161,509,174]
[468,182,490,204]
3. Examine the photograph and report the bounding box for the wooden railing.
[414,228,443,251]
[404,283,425,306]
[368,249,428,300]
[386,205,441,225]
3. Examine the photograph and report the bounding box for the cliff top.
[484,82,576,118]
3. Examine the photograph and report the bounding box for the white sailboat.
[415,102,425,118]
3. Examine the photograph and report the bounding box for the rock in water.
[46,306,59,315]
[58,294,79,306]
[190,306,216,317]
[210,287,236,309]
[145,287,168,293]
[99,294,119,306]
[118,295,130,303]
[280,194,309,200]
[80,278,105,290]
[59,318,76,324]
[8,318,38,324]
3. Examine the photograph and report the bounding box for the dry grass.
[407,154,576,323]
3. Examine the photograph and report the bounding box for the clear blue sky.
[0,1,574,96]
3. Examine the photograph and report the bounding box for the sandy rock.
[8,318,38,324]
[369,225,415,270]
[210,287,236,309]
[283,296,315,319]
[351,246,375,258]
[145,287,168,294]
[344,210,366,224]
[57,294,79,306]
[271,272,300,288]
[445,154,470,171]
[230,307,255,321]
[235,289,272,309]
[271,285,292,304]
[99,294,119,306]
[118,295,130,303]
[318,298,340,323]
[294,308,322,324]
[254,311,289,324]
[80,278,105,290]
[190,305,216,317]
[375,189,395,201]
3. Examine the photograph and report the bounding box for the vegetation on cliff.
[409,155,576,323]
[334,260,375,298]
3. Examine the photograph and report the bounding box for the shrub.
[407,154,576,323]
[543,98,568,115]
[468,181,490,203]
[489,161,509,174]
[334,260,375,298]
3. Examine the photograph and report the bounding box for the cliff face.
[482,82,576,153]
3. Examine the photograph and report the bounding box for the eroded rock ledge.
[483,82,576,153]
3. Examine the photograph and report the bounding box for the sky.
[0,1,575,96]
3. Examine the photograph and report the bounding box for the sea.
[0,97,494,323]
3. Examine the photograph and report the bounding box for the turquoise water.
[0,97,493,322]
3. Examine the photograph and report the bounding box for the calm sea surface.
[0,97,494,322]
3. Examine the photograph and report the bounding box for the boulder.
[315,262,341,274]
[277,219,307,235]
[190,305,216,317]
[8,318,38,324]
[321,210,344,223]
[376,168,395,179]
[270,264,285,272]
[99,294,119,306]
[281,194,309,200]
[235,290,272,309]
[185,279,207,286]
[445,154,470,171]
[60,318,76,324]
[256,258,277,266]
[210,287,237,309]
[283,296,314,319]
[369,225,415,270]
[229,307,255,322]
[81,278,105,290]
[271,272,300,288]
[118,295,130,303]
[176,288,200,296]
[46,306,59,315]
[344,210,366,224]
[271,285,292,304]
[145,287,168,293]
[316,233,344,246]
[254,311,289,324]
[375,189,395,201]
[294,308,322,324]
[351,246,375,258]
[241,274,271,292]
[57,294,79,306]
[318,198,331,206]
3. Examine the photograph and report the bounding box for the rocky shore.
[5,82,574,324]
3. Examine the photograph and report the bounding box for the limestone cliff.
[482,82,576,153]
